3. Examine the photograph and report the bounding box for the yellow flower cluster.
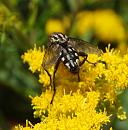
[16,91,110,130]
[45,16,70,35]
[18,45,128,130]
[22,46,45,73]
[76,9,126,42]
[45,9,126,43]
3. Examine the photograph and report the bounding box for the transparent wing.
[68,38,102,55]
[42,44,62,70]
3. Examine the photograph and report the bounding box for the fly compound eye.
[49,33,59,43]
[51,37,59,43]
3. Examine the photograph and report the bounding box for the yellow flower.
[117,106,127,120]
[21,46,45,73]
[76,9,126,42]
[45,16,71,35]
[20,44,128,130]
[22,45,128,111]
[110,127,113,130]
[94,10,125,42]
[32,90,53,118]
[39,70,50,86]
[45,19,65,34]
[76,11,93,34]
[16,92,110,130]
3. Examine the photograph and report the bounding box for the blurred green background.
[0,0,128,130]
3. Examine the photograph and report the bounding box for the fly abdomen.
[60,46,80,73]
[69,60,79,73]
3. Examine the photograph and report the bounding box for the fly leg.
[77,52,105,81]
[78,51,106,67]
[76,52,88,82]
[44,68,52,89]
[78,52,97,66]
[50,56,61,104]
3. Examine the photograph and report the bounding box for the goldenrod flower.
[39,70,50,86]
[117,106,127,120]
[76,11,93,34]
[45,19,65,34]
[76,9,126,42]
[110,127,113,130]
[45,16,71,35]
[94,10,125,42]
[19,44,128,130]
[21,46,45,73]
[16,92,110,130]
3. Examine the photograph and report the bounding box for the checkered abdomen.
[60,46,80,73]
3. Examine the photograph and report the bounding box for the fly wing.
[42,44,62,70]
[68,38,102,55]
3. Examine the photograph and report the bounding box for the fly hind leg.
[78,52,104,66]
[78,52,97,66]
[50,57,61,104]
[44,69,52,89]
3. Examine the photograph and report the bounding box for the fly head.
[48,32,69,46]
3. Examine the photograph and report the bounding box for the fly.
[42,32,103,104]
